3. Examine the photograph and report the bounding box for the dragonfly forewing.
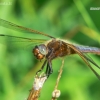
[0,18,54,38]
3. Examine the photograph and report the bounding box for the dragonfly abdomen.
[76,46,100,55]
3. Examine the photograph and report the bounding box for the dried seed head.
[52,89,61,98]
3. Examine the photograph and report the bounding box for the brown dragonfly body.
[33,38,100,77]
[0,18,100,78]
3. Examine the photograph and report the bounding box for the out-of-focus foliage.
[0,0,100,100]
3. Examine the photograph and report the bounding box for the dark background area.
[0,0,100,100]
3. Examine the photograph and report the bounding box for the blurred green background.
[0,0,100,100]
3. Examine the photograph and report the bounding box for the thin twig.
[52,59,65,100]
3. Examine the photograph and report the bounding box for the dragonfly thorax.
[33,44,48,60]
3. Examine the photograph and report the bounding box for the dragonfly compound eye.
[33,44,48,60]
[38,44,48,55]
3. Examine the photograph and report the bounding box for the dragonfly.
[0,18,100,78]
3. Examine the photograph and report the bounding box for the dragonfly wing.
[72,44,100,69]
[0,18,54,38]
[66,43,100,80]
[83,53,100,69]
[0,34,47,49]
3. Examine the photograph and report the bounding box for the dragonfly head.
[33,44,48,60]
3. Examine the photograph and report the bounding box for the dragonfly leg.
[36,60,47,75]
[46,63,49,75]
[46,60,53,77]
